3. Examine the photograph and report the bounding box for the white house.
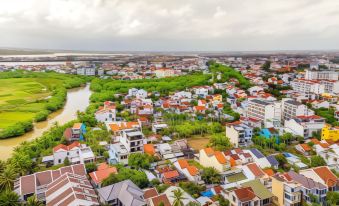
[173,159,202,183]
[226,123,252,148]
[95,101,116,122]
[53,142,95,165]
[284,115,325,138]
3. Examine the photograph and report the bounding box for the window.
[233,195,236,202]
[58,159,61,163]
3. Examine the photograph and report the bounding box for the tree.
[209,133,232,151]
[179,182,205,197]
[326,191,339,206]
[128,153,152,169]
[216,194,230,206]
[85,162,97,173]
[310,155,326,167]
[0,166,17,192]
[63,157,70,166]
[0,191,20,206]
[262,61,271,71]
[201,167,221,184]
[26,195,44,206]
[187,201,200,206]
[171,189,187,206]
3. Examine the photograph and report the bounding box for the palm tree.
[0,190,20,206]
[0,166,17,191]
[26,195,44,206]
[171,189,186,206]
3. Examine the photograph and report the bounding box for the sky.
[0,0,339,51]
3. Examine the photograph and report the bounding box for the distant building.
[154,68,175,78]
[305,69,338,81]
[77,67,96,76]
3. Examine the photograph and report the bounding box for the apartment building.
[246,99,281,126]
[319,80,339,94]
[120,129,144,153]
[305,69,338,81]
[291,79,325,94]
[77,67,96,76]
[281,98,314,121]
[284,115,325,138]
[321,124,339,141]
[226,123,253,148]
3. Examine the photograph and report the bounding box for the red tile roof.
[163,170,180,179]
[89,166,118,185]
[247,163,265,177]
[313,167,339,187]
[234,187,256,202]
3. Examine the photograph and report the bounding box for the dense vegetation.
[314,107,338,125]
[0,70,89,138]
[209,62,251,89]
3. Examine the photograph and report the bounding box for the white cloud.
[0,0,338,51]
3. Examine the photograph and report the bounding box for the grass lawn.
[0,78,60,129]
[187,135,211,151]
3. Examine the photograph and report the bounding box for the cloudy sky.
[0,0,339,51]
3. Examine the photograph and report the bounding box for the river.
[0,84,92,160]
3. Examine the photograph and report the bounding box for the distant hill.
[0,48,53,55]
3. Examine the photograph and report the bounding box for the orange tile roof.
[53,141,80,152]
[313,167,339,187]
[186,165,199,176]
[263,168,275,177]
[300,144,311,151]
[109,122,139,132]
[163,170,180,179]
[204,148,214,156]
[310,138,320,145]
[97,163,109,171]
[178,159,189,169]
[214,151,227,164]
[89,167,118,184]
[234,187,256,202]
[247,163,265,177]
[144,144,155,155]
[194,106,207,111]
[72,123,83,129]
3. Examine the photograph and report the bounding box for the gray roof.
[250,99,272,106]
[287,171,327,190]
[285,100,302,106]
[249,148,265,159]
[266,155,279,166]
[97,180,145,206]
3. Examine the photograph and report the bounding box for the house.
[120,129,145,153]
[272,173,302,206]
[284,115,326,139]
[128,88,148,99]
[299,166,339,192]
[194,106,207,114]
[228,186,260,206]
[53,142,95,165]
[143,144,156,156]
[14,164,86,201]
[63,123,86,141]
[173,159,202,182]
[45,173,99,206]
[152,123,168,134]
[321,124,339,141]
[284,171,328,205]
[162,170,185,184]
[226,123,253,148]
[107,121,141,136]
[283,152,308,169]
[97,180,146,206]
[108,142,129,165]
[241,179,274,205]
[259,128,280,143]
[295,143,312,156]
[147,193,171,206]
[95,101,116,122]
[89,163,118,188]
[155,68,175,78]
[199,148,230,173]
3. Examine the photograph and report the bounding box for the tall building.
[291,79,325,94]
[305,69,338,81]
[281,99,314,121]
[246,99,281,126]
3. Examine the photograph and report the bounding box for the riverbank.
[0,84,92,160]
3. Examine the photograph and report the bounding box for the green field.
[0,78,59,129]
